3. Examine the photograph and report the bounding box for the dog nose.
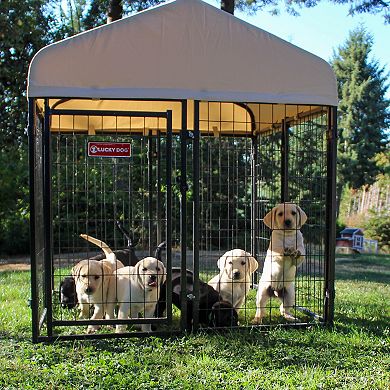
[85,286,93,294]
[284,219,292,227]
[233,271,241,279]
[149,275,157,281]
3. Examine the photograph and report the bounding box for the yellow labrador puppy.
[72,234,124,333]
[253,203,307,324]
[208,249,258,311]
[112,257,166,333]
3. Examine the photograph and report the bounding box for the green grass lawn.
[0,254,389,389]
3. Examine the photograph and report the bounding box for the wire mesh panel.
[253,105,330,326]
[288,108,329,321]
[51,132,165,259]
[30,99,335,340]
[192,102,331,330]
[192,102,255,329]
[31,108,175,340]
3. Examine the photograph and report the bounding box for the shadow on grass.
[336,254,390,283]
[0,331,32,344]
[334,314,389,336]
[336,268,390,283]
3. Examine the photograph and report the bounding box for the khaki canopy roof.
[28,0,337,134]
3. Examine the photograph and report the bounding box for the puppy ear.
[217,254,227,271]
[159,261,167,286]
[263,207,276,229]
[248,256,259,274]
[71,266,77,278]
[296,205,307,228]
[135,261,143,286]
[101,262,111,278]
[72,262,83,279]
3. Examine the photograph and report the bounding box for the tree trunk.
[107,0,123,23]
[221,0,234,14]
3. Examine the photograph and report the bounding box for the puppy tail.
[115,220,138,248]
[80,234,115,261]
[154,241,166,261]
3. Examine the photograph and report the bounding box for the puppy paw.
[283,313,298,322]
[284,247,301,260]
[251,316,263,325]
[87,325,99,334]
[115,325,127,334]
[141,325,152,332]
[283,247,293,256]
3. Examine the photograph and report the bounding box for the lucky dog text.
[88,142,131,158]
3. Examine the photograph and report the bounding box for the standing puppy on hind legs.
[252,203,307,324]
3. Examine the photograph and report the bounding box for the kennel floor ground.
[48,248,326,339]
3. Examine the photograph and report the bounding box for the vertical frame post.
[324,106,337,325]
[251,135,258,285]
[28,98,39,342]
[281,119,289,202]
[147,130,153,255]
[179,100,188,331]
[166,111,173,324]
[192,101,200,330]
[156,130,162,245]
[43,99,53,339]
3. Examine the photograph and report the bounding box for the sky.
[60,0,389,94]
[205,0,389,77]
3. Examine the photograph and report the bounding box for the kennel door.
[36,108,174,340]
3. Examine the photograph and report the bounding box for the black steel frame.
[29,98,337,341]
[29,98,176,342]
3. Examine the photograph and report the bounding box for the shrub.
[364,210,390,253]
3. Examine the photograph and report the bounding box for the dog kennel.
[28,0,337,342]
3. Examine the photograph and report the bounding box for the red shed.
[336,228,364,253]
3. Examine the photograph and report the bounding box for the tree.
[107,0,123,22]
[331,27,389,192]
[220,0,389,22]
[82,0,165,30]
[0,0,54,254]
[0,0,51,144]
[55,0,88,36]
[71,0,390,27]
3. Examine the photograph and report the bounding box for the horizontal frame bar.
[49,109,171,118]
[36,321,327,343]
[52,318,169,326]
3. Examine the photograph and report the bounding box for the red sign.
[88,142,131,158]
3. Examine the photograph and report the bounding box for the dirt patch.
[0,263,31,272]
[0,255,31,272]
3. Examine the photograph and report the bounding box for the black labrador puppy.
[59,276,78,309]
[155,268,238,330]
[59,221,139,309]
